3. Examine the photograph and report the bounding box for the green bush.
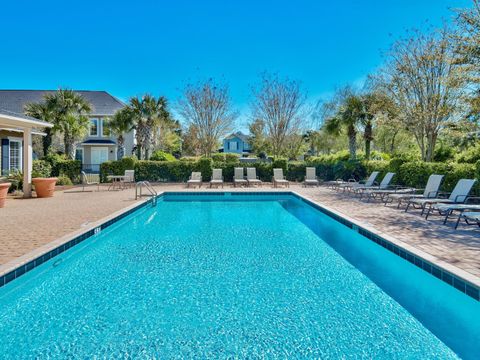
[150,151,176,161]
[56,175,73,186]
[272,158,288,173]
[211,153,226,162]
[286,162,306,181]
[100,156,137,183]
[195,158,213,180]
[332,160,367,181]
[32,160,52,178]
[455,144,480,164]
[225,153,240,163]
[364,160,391,182]
[44,153,80,182]
[135,160,196,182]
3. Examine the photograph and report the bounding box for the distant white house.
[222,131,251,154]
[0,90,135,173]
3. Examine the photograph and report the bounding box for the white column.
[22,127,32,197]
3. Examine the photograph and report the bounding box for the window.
[9,140,22,171]
[102,119,111,137]
[230,141,237,151]
[90,119,99,136]
[75,148,84,162]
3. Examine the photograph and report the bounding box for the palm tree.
[324,95,365,160]
[44,89,92,159]
[109,109,134,159]
[24,102,55,156]
[123,95,171,159]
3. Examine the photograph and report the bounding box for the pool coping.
[0,190,479,301]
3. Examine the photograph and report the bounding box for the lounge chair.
[338,171,379,192]
[233,167,247,187]
[304,167,320,187]
[80,171,100,192]
[427,197,480,223]
[355,172,395,197]
[406,179,477,217]
[273,168,289,188]
[384,174,444,208]
[124,170,135,188]
[187,172,202,188]
[210,169,224,188]
[455,211,480,229]
[246,167,262,187]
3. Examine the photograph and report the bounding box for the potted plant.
[32,177,58,198]
[0,177,11,208]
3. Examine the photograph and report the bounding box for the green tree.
[108,109,134,159]
[43,89,91,159]
[323,93,365,160]
[24,102,55,156]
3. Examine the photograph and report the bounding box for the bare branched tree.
[178,79,237,157]
[250,73,307,157]
[377,27,465,161]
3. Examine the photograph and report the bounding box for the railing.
[81,164,101,174]
[135,181,158,206]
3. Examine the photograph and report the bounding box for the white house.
[0,109,53,197]
[0,90,135,173]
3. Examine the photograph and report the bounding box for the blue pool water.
[0,194,479,358]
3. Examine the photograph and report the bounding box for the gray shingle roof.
[225,131,249,142]
[0,90,125,116]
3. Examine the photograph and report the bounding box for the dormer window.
[90,119,99,136]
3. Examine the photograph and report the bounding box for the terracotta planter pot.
[32,177,58,198]
[0,182,11,208]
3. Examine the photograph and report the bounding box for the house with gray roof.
[0,90,134,174]
[222,131,251,154]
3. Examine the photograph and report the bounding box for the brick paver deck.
[1,183,479,280]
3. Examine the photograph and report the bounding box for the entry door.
[90,147,108,172]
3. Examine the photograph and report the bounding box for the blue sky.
[0,0,472,125]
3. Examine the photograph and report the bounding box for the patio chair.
[273,168,289,188]
[124,170,135,188]
[246,167,262,187]
[406,179,477,217]
[304,167,320,187]
[210,169,224,188]
[338,171,379,192]
[454,211,480,229]
[427,197,480,224]
[187,172,202,188]
[384,174,444,208]
[354,172,395,197]
[233,167,247,187]
[80,171,100,192]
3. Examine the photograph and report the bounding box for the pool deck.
[1,183,479,284]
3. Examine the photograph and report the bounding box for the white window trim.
[8,137,22,171]
[90,118,99,137]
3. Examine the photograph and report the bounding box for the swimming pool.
[0,192,479,358]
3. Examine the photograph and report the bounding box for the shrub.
[195,158,213,180]
[150,151,176,162]
[364,160,391,182]
[433,144,455,162]
[100,156,137,183]
[225,153,240,163]
[135,160,196,182]
[44,153,80,182]
[332,160,367,181]
[455,144,480,164]
[272,158,288,173]
[56,175,73,186]
[32,160,52,178]
[211,153,226,162]
[286,162,306,181]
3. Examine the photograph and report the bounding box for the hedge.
[44,153,81,182]
[100,156,137,182]
[99,156,480,194]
